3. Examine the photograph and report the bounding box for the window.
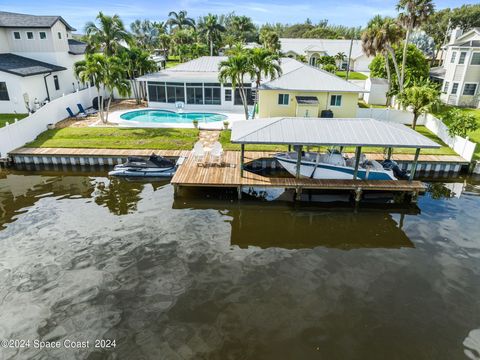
[57,32,62,39]
[450,52,456,63]
[186,83,203,104]
[443,81,450,93]
[234,88,254,106]
[39,32,47,39]
[451,83,459,95]
[203,83,221,105]
[13,31,21,40]
[463,84,478,96]
[0,82,9,101]
[147,82,166,102]
[53,75,60,90]
[471,53,480,65]
[278,94,289,105]
[330,95,342,106]
[458,52,467,64]
[225,89,232,101]
[165,82,185,103]
[26,31,34,40]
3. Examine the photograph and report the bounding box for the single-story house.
[280,38,373,72]
[137,56,366,118]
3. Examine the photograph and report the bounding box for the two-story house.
[430,27,480,108]
[0,11,87,113]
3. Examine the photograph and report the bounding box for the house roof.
[231,117,440,148]
[260,63,366,93]
[67,39,87,55]
[139,56,365,94]
[280,38,367,59]
[450,40,480,48]
[0,11,76,31]
[295,96,319,104]
[369,78,389,85]
[0,53,66,77]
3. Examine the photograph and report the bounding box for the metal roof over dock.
[231,118,441,148]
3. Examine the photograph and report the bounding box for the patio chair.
[77,103,98,116]
[210,141,224,165]
[192,141,205,165]
[66,107,86,118]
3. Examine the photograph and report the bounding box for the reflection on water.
[0,167,480,359]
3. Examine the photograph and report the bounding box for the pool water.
[120,109,227,124]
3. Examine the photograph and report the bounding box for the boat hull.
[108,167,176,178]
[275,156,396,180]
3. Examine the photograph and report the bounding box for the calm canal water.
[0,167,479,360]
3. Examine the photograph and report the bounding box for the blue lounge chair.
[66,107,86,118]
[77,103,97,115]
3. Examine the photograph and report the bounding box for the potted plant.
[192,119,199,129]
[223,120,229,130]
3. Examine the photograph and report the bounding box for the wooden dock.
[171,151,426,201]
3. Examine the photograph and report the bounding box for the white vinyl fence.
[422,113,477,162]
[0,87,97,157]
[357,107,477,161]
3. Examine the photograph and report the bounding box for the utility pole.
[346,38,354,81]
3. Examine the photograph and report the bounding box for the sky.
[0,0,476,33]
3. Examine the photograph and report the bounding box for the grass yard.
[220,126,456,156]
[432,105,480,160]
[0,113,28,128]
[336,71,368,80]
[26,127,199,150]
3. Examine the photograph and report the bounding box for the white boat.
[275,150,406,180]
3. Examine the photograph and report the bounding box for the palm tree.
[229,15,256,42]
[120,47,157,104]
[249,48,282,119]
[362,16,404,103]
[85,12,130,56]
[74,54,130,123]
[334,52,346,68]
[219,54,253,119]
[130,19,160,50]
[74,54,107,121]
[396,0,434,91]
[259,29,281,53]
[167,10,195,31]
[397,81,439,129]
[199,14,226,56]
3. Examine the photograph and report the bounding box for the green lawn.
[220,126,456,156]
[432,105,480,160]
[0,113,28,128]
[26,127,199,150]
[336,71,368,80]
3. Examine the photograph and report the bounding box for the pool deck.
[106,108,246,130]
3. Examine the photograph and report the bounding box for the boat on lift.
[108,154,182,178]
[275,149,408,180]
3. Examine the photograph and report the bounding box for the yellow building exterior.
[258,90,359,118]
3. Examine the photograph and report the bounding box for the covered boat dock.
[231,117,441,182]
[172,117,440,203]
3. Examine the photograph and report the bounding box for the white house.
[430,27,480,108]
[0,11,87,114]
[279,38,373,72]
[138,56,365,118]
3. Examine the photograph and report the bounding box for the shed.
[363,78,389,106]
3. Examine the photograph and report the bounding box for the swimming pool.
[120,109,227,124]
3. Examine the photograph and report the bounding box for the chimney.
[449,27,463,44]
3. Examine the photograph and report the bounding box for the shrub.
[444,109,478,138]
